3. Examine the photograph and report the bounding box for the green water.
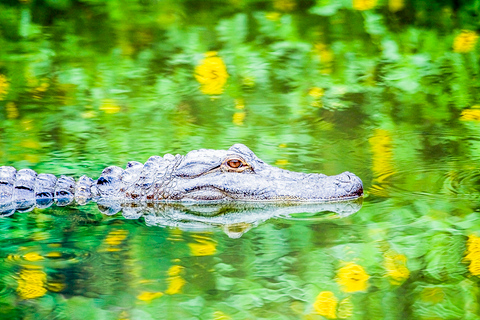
[1,0,480,319]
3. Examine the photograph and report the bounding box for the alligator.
[0,144,363,216]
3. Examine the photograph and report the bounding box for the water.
[1,0,480,319]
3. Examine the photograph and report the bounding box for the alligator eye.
[222,157,251,172]
[227,159,242,168]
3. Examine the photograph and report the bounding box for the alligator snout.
[334,172,364,198]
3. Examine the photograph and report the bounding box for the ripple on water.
[4,246,91,268]
[368,161,480,201]
[443,169,480,197]
[0,276,13,301]
[365,128,480,201]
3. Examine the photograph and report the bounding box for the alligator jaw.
[176,169,363,202]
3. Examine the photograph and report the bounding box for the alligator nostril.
[337,172,355,183]
[344,172,363,183]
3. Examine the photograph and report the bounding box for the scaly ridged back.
[0,153,183,216]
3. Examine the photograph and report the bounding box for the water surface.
[1,1,480,319]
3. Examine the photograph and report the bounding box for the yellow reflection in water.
[167,228,184,241]
[313,291,337,319]
[235,98,245,110]
[464,235,480,276]
[213,310,232,320]
[265,12,281,21]
[314,43,334,74]
[388,0,404,12]
[189,235,217,256]
[81,110,97,119]
[17,267,47,299]
[165,265,186,294]
[167,265,184,276]
[47,281,66,293]
[233,112,246,126]
[273,0,296,12]
[242,75,255,87]
[384,250,410,284]
[6,102,18,119]
[337,296,354,319]
[32,80,49,100]
[353,0,377,11]
[369,129,394,196]
[194,52,229,95]
[309,87,324,108]
[137,291,164,302]
[23,252,44,262]
[99,99,121,114]
[105,229,129,246]
[101,229,129,252]
[0,74,9,100]
[420,287,445,304]
[21,139,41,149]
[233,99,246,125]
[309,87,324,99]
[45,251,62,258]
[460,107,480,121]
[336,262,370,293]
[453,30,478,53]
[275,159,289,167]
[118,310,130,320]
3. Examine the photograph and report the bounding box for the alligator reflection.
[1,199,362,238]
[100,199,363,238]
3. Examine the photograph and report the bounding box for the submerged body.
[0,144,363,215]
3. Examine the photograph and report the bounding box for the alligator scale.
[0,144,363,215]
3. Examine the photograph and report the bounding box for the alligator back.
[0,154,180,216]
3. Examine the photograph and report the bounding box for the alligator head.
[169,144,363,202]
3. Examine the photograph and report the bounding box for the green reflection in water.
[1,0,480,319]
